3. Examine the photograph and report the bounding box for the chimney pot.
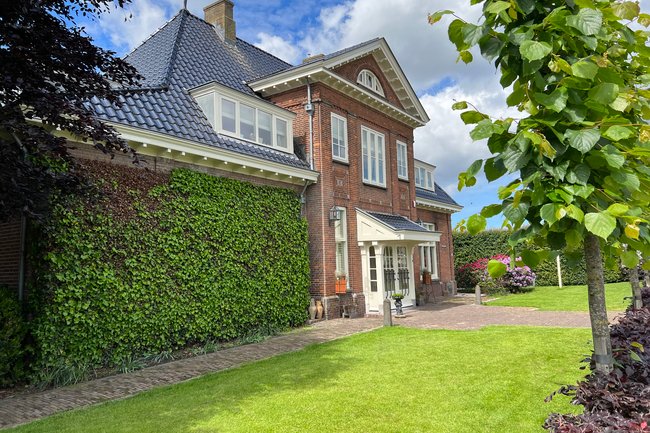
[204,0,236,41]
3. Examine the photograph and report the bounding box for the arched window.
[357,69,385,96]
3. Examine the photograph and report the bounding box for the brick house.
[1,1,461,318]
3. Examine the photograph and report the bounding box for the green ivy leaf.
[584,212,617,239]
[519,40,553,61]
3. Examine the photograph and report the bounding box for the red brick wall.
[0,219,22,291]
[332,55,404,109]
[270,82,422,316]
[415,208,457,299]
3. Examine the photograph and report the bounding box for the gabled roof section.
[416,184,463,213]
[356,209,440,244]
[89,10,310,171]
[249,38,429,128]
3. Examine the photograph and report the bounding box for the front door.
[383,246,413,308]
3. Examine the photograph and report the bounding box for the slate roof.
[89,10,310,169]
[415,184,462,209]
[365,212,430,233]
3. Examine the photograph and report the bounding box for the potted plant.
[391,292,405,316]
[422,270,432,285]
[335,271,347,294]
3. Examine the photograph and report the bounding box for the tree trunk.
[584,233,613,373]
[629,265,643,310]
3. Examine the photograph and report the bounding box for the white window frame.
[191,84,294,154]
[334,207,348,285]
[419,223,438,280]
[415,164,435,191]
[361,126,386,188]
[397,140,408,180]
[331,113,348,163]
[357,69,385,97]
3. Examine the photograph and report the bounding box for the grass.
[9,326,592,433]
[487,282,632,312]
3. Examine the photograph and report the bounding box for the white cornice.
[416,198,463,214]
[60,122,319,185]
[249,38,429,126]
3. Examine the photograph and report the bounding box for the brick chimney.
[204,0,236,41]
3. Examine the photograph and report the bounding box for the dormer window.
[415,162,435,191]
[192,82,295,153]
[357,69,385,97]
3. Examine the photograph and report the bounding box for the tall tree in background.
[431,1,650,372]
[0,0,139,220]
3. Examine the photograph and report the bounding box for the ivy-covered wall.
[30,164,311,369]
[453,230,624,287]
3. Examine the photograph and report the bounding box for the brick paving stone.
[0,297,622,430]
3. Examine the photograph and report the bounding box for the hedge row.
[30,165,311,371]
[453,230,624,287]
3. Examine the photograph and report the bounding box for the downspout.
[305,78,315,170]
[299,179,310,217]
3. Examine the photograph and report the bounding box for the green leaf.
[589,83,619,105]
[540,203,562,225]
[448,19,470,50]
[502,146,531,172]
[458,50,473,64]
[452,101,468,110]
[630,351,642,362]
[584,212,617,239]
[513,0,535,14]
[611,2,639,20]
[484,157,507,181]
[470,119,504,140]
[621,250,639,268]
[571,60,599,80]
[601,145,625,168]
[631,341,644,352]
[625,224,640,240]
[519,40,553,61]
[487,260,508,278]
[503,202,529,226]
[485,1,511,15]
[467,214,487,235]
[639,13,650,27]
[607,203,629,216]
[566,164,591,185]
[565,205,584,223]
[520,250,542,268]
[461,110,488,125]
[462,23,484,46]
[602,125,634,141]
[534,87,568,112]
[428,9,454,24]
[565,129,600,153]
[481,204,503,218]
[566,8,603,36]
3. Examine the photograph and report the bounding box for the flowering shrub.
[456,254,535,293]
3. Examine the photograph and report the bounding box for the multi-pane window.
[193,89,293,152]
[419,223,438,280]
[397,141,408,180]
[334,208,348,283]
[369,246,378,292]
[276,118,287,148]
[362,126,385,187]
[415,166,434,190]
[357,69,385,96]
[258,110,272,145]
[331,113,348,162]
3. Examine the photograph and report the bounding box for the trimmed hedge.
[453,230,624,287]
[30,165,311,371]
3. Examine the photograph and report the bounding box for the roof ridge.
[161,9,189,86]
[124,9,186,60]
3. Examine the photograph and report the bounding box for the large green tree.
[0,0,139,220]
[431,0,650,372]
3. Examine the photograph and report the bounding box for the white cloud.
[255,33,301,64]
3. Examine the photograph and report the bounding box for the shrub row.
[29,164,311,377]
[544,293,650,432]
[453,230,624,287]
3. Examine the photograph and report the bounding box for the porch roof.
[356,209,441,244]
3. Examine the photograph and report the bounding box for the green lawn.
[10,326,591,433]
[487,282,632,312]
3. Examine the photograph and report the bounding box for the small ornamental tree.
[430,1,650,372]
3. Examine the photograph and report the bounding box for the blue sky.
[78,0,526,229]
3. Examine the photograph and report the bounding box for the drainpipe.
[305,78,315,170]
[299,179,310,217]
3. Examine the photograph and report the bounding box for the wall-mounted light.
[329,206,342,222]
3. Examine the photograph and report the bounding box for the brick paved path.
[0,298,621,430]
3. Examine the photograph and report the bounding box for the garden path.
[0,296,621,430]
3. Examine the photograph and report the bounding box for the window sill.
[398,176,409,182]
[332,158,349,166]
[362,181,387,190]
